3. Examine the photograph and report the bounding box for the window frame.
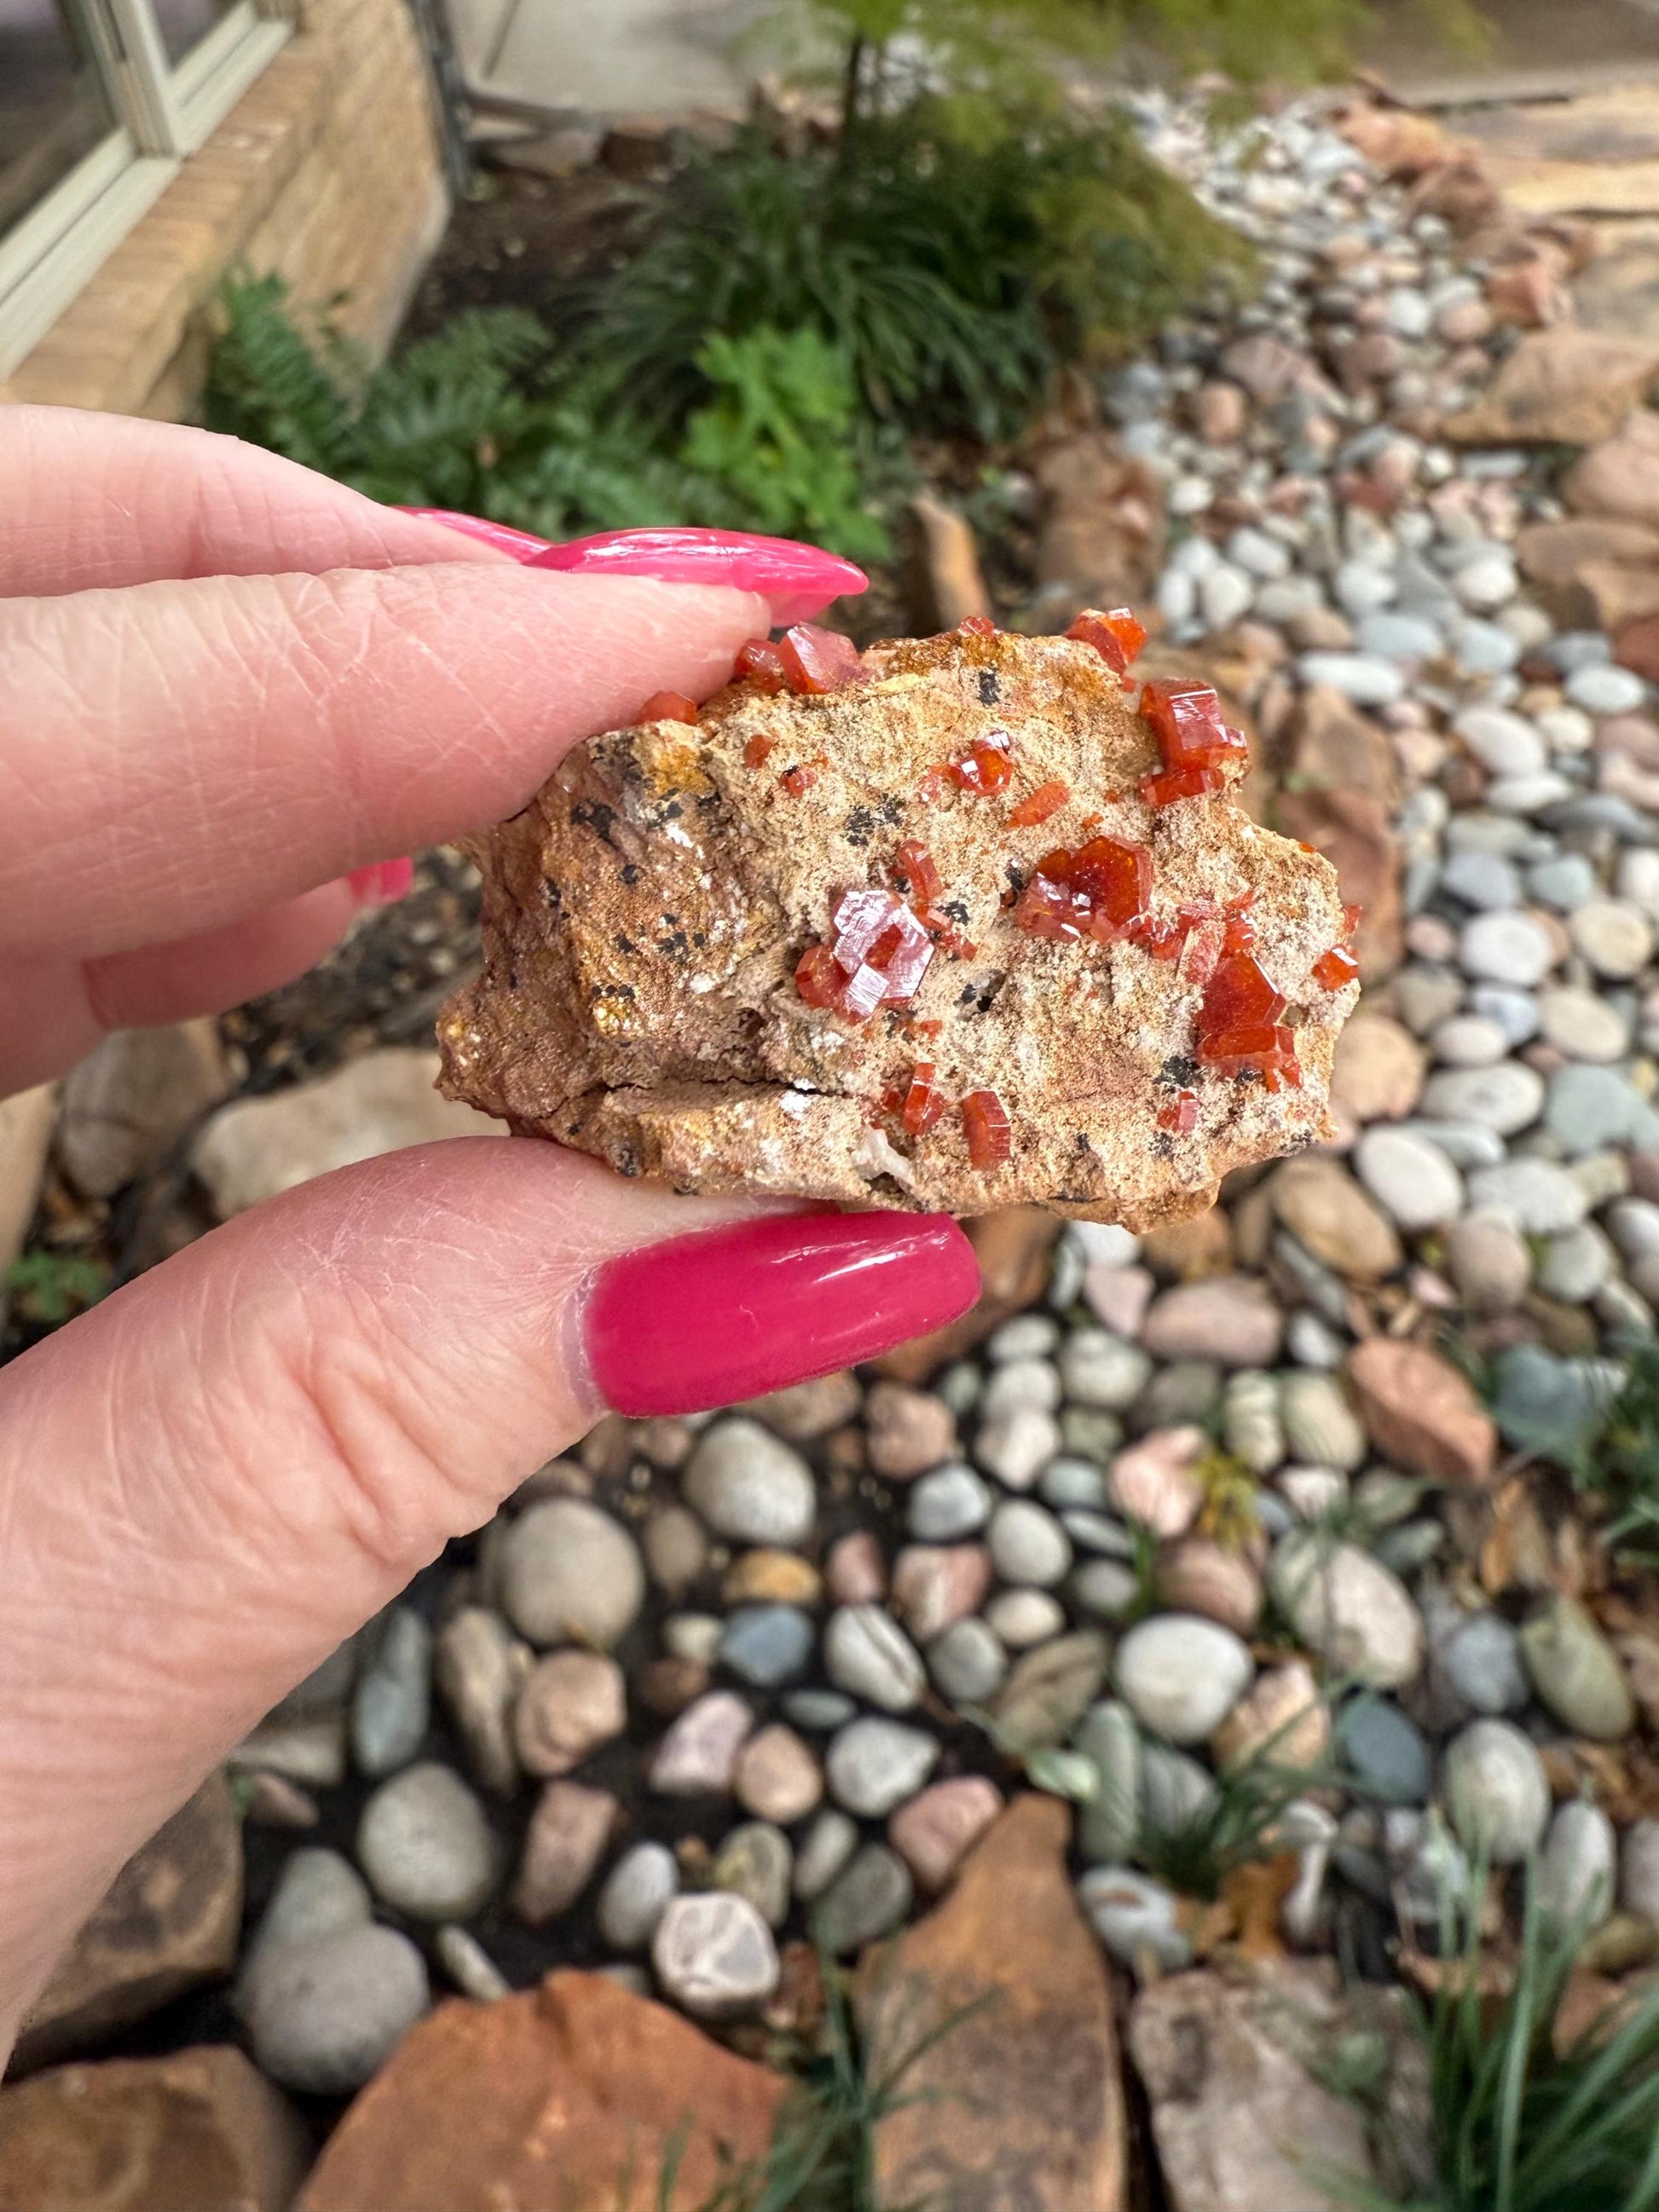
[0,0,292,378]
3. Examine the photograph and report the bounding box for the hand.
[0,407,979,2059]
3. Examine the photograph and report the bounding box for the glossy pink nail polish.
[396,508,555,561]
[585,1213,980,1416]
[348,858,415,908]
[529,528,866,624]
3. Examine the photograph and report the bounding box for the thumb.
[0,1139,977,2047]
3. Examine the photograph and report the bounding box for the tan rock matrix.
[439,622,1356,1228]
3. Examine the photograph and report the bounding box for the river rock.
[684,1419,817,1545]
[1521,1597,1637,1741]
[1347,1337,1497,1485]
[242,1924,430,2094]
[1272,1158,1403,1281]
[597,1841,679,1951]
[652,1894,779,2019]
[1442,1719,1550,1863]
[826,1718,941,1817]
[815,1844,914,1954]
[1141,1276,1286,1366]
[1269,1531,1424,1689]
[824,1605,927,1712]
[500,1499,645,1650]
[1114,1613,1253,1744]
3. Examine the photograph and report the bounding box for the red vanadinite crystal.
[778,623,867,695]
[893,838,943,908]
[1178,917,1226,987]
[634,690,699,725]
[1069,837,1153,935]
[834,889,905,973]
[744,734,776,769]
[734,638,789,691]
[1007,780,1071,828]
[1157,1089,1199,1135]
[1343,902,1364,936]
[901,1062,947,1135]
[1199,949,1286,1042]
[1194,944,1303,1088]
[1067,608,1149,675]
[957,614,997,637]
[1127,915,1183,960]
[795,944,845,1008]
[1140,679,1249,778]
[1013,873,1088,941]
[962,1089,1012,1169]
[950,740,1014,794]
[780,765,816,795]
[830,889,934,1004]
[1140,763,1223,809]
[1312,944,1361,990]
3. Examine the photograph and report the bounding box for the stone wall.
[0,0,448,420]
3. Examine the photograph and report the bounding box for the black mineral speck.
[570,799,618,848]
[942,899,971,925]
[614,933,639,955]
[977,670,1001,705]
[1159,1053,1200,1088]
[844,806,877,848]
[620,863,641,886]
[1152,1130,1176,1159]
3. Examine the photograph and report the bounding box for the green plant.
[1129,1722,1344,1902]
[1325,1868,1659,2212]
[207,275,696,533]
[683,326,893,561]
[580,107,1250,442]
[3,1250,109,1326]
[674,1944,981,2212]
[1567,1340,1659,1571]
[207,274,897,552]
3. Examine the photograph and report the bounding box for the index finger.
[0,563,767,956]
[0,407,511,598]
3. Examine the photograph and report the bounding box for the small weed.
[4,1249,109,1326]
[1323,1866,1659,2212]
[1129,1723,1346,1903]
[680,1945,981,2212]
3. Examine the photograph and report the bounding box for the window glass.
[147,0,239,66]
[0,0,115,241]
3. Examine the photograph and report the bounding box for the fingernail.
[348,858,415,908]
[584,1213,980,1416]
[526,528,868,624]
[396,508,555,561]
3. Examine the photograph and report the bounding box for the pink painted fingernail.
[584,1213,980,1416]
[348,858,414,908]
[397,508,556,561]
[528,528,867,624]
[399,511,867,621]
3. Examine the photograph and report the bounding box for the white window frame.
[0,0,292,378]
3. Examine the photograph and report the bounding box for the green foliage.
[1567,1339,1659,1572]
[683,327,892,561]
[678,1945,980,2212]
[1326,1868,1659,2212]
[3,1250,109,1326]
[205,275,888,555]
[580,108,1250,442]
[1129,1717,1347,1903]
[789,0,1487,130]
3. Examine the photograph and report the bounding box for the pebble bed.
[223,91,1659,2100]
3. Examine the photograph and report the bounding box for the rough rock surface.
[298,1970,783,2212]
[861,1794,1125,2210]
[0,2046,307,2212]
[1130,1961,1423,2212]
[14,1777,243,2071]
[440,627,1353,1228]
